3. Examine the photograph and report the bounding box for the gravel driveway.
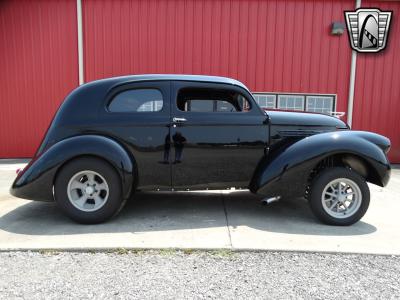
[0,250,399,299]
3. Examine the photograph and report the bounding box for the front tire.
[309,167,370,226]
[55,157,124,224]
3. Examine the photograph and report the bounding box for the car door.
[170,81,269,189]
[100,80,172,190]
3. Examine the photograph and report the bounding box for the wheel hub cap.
[85,186,95,195]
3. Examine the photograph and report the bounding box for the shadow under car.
[0,191,376,236]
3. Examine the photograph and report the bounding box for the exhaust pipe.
[261,196,281,205]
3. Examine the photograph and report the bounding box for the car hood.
[266,110,349,129]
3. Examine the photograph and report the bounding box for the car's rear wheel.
[309,167,370,226]
[55,157,124,224]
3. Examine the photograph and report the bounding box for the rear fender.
[249,131,391,198]
[10,135,136,201]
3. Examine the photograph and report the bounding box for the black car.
[10,75,391,225]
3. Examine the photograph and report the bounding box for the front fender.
[250,131,391,198]
[10,135,136,201]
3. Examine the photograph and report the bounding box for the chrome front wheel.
[321,178,362,219]
[309,167,370,226]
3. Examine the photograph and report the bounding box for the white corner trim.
[347,0,361,128]
[347,50,357,128]
[76,0,84,85]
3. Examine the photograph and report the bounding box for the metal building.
[0,0,399,162]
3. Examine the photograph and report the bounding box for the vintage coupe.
[11,75,391,225]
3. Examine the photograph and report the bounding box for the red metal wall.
[0,0,78,157]
[352,1,400,162]
[1,0,399,162]
[83,0,353,114]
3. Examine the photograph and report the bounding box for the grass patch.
[183,248,195,255]
[40,248,237,257]
[130,249,146,255]
[208,249,235,257]
[38,249,59,255]
[113,248,130,255]
[157,248,177,256]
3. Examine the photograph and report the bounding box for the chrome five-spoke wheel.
[55,157,124,224]
[67,170,109,212]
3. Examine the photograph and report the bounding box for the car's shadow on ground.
[0,191,376,236]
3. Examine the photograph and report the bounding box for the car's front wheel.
[309,167,370,226]
[55,157,124,224]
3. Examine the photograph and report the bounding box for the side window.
[108,89,163,112]
[177,88,251,113]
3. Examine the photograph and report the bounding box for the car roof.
[84,74,250,91]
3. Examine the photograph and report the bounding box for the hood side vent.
[278,130,324,137]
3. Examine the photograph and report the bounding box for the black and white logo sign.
[344,8,392,53]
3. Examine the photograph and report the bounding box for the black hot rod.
[10,75,391,225]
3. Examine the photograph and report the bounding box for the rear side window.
[177,88,251,113]
[108,89,163,112]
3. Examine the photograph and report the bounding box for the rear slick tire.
[54,157,124,224]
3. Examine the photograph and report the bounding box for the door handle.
[172,117,187,123]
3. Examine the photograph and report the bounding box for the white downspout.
[347,0,361,128]
[76,0,84,85]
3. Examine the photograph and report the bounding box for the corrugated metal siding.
[83,0,353,113]
[352,1,400,162]
[0,0,78,158]
[2,0,399,162]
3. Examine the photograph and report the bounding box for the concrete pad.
[0,195,231,250]
[225,185,400,255]
[0,160,399,254]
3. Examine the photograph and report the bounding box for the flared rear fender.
[10,135,136,201]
